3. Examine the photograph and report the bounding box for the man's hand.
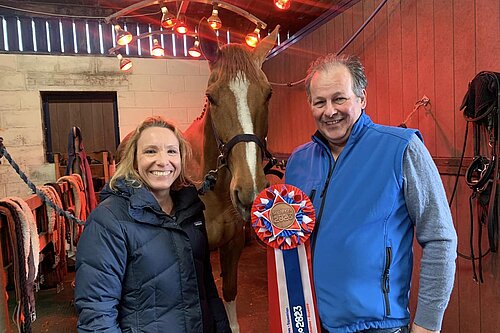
[411,323,439,333]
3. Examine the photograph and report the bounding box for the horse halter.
[198,107,281,195]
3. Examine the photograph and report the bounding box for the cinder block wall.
[0,54,209,198]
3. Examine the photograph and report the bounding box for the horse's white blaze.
[224,300,240,333]
[229,72,258,195]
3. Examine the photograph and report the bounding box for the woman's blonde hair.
[109,116,192,191]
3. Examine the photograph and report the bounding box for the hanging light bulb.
[151,39,165,57]
[245,26,260,48]
[274,0,291,10]
[188,39,202,58]
[114,25,133,46]
[117,54,132,71]
[175,19,188,34]
[207,3,222,30]
[160,5,177,29]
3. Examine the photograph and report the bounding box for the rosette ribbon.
[251,184,319,333]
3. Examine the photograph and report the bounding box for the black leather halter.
[198,109,282,195]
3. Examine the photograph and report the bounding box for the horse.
[184,25,280,332]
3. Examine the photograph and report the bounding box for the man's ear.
[360,89,367,108]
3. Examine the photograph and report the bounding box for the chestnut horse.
[184,25,279,332]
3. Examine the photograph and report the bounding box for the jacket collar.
[101,179,203,226]
[312,111,373,154]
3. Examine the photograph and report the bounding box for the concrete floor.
[10,239,269,333]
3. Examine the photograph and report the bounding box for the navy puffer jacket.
[75,179,230,333]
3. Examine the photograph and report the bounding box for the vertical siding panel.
[266,53,282,153]
[61,18,75,54]
[454,2,475,158]
[19,17,34,52]
[375,2,389,125]
[34,18,48,53]
[59,103,70,154]
[47,18,62,53]
[334,11,344,53]
[279,52,292,153]
[102,103,117,153]
[434,0,455,158]
[453,0,480,331]
[101,22,114,56]
[50,103,62,154]
[416,0,436,155]
[5,16,20,52]
[80,103,95,151]
[313,24,327,58]
[87,20,100,55]
[475,0,500,72]
[69,103,83,130]
[351,1,365,58]
[290,34,314,150]
[325,14,336,53]
[387,0,403,127]
[92,103,105,151]
[400,0,418,130]
[138,24,151,57]
[126,22,138,56]
[363,0,378,122]
[343,6,353,54]
[74,20,87,54]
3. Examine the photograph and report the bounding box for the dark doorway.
[41,91,120,163]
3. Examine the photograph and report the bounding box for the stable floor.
[9,239,269,333]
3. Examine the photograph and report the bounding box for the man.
[285,54,457,333]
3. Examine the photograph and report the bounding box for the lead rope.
[0,137,85,226]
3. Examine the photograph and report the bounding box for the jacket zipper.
[310,161,334,254]
[382,246,392,316]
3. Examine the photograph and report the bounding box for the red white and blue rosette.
[252,184,319,333]
[251,184,315,249]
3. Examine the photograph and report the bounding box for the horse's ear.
[252,25,280,68]
[198,19,220,65]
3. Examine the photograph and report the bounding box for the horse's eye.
[266,90,273,102]
[206,94,217,106]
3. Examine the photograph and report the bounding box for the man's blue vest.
[286,112,421,332]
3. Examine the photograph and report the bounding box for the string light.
[207,3,222,30]
[188,39,202,57]
[105,0,268,69]
[274,0,291,10]
[245,26,260,48]
[160,6,177,28]
[114,25,132,46]
[117,54,132,71]
[175,18,188,34]
[151,39,165,57]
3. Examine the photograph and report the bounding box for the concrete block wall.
[0,54,210,198]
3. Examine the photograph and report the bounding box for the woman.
[75,116,230,333]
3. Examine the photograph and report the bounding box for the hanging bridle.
[198,106,283,195]
[461,71,499,283]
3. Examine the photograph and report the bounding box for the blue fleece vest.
[285,113,421,333]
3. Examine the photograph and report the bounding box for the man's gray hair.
[304,54,367,102]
